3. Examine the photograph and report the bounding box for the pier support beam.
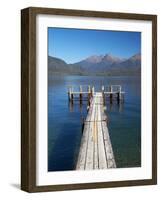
[117,86,122,103]
[79,85,82,104]
[88,85,91,106]
[102,85,105,105]
[110,94,113,104]
[68,87,74,102]
[71,93,74,102]
[92,86,95,97]
[68,87,71,100]
[117,92,120,104]
[110,85,113,103]
[67,85,124,104]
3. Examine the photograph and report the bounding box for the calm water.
[48,75,141,171]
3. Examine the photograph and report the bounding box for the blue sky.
[48,28,141,64]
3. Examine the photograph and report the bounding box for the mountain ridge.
[48,53,141,76]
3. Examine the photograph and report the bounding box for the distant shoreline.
[48,72,141,77]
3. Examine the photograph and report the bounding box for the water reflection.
[68,98,124,113]
[68,100,88,113]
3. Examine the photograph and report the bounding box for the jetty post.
[67,84,124,104]
[88,85,91,105]
[117,86,120,104]
[117,85,123,103]
[68,87,71,100]
[92,86,95,97]
[110,85,113,104]
[68,86,74,102]
[79,85,83,103]
[119,86,123,102]
[102,85,105,105]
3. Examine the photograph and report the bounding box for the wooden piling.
[88,85,91,105]
[68,87,72,100]
[92,86,95,97]
[110,86,113,103]
[102,85,105,105]
[119,86,122,101]
[67,85,124,104]
[79,85,82,103]
[117,92,120,103]
[71,93,74,101]
[81,117,85,133]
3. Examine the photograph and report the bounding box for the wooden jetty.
[67,85,125,170]
[68,85,125,104]
[76,92,116,170]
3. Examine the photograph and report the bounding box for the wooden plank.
[76,98,93,170]
[104,92,125,94]
[71,91,125,94]
[102,121,116,168]
[76,122,90,170]
[71,92,90,94]
[85,97,96,170]
[93,96,99,169]
[97,93,116,168]
[101,105,116,168]
[96,93,108,169]
[93,116,99,169]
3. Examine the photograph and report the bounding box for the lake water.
[48,75,141,171]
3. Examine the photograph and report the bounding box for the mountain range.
[48,53,141,76]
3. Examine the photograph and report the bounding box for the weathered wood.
[79,85,83,102]
[93,117,99,169]
[76,113,91,170]
[92,87,95,97]
[102,121,116,168]
[69,91,90,94]
[102,86,105,105]
[76,92,116,170]
[71,93,74,101]
[85,97,96,170]
[68,85,125,103]
[96,94,108,169]
[68,87,72,100]
[100,104,114,166]
[117,92,120,103]
[110,93,113,104]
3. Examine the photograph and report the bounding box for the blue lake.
[48,75,141,171]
